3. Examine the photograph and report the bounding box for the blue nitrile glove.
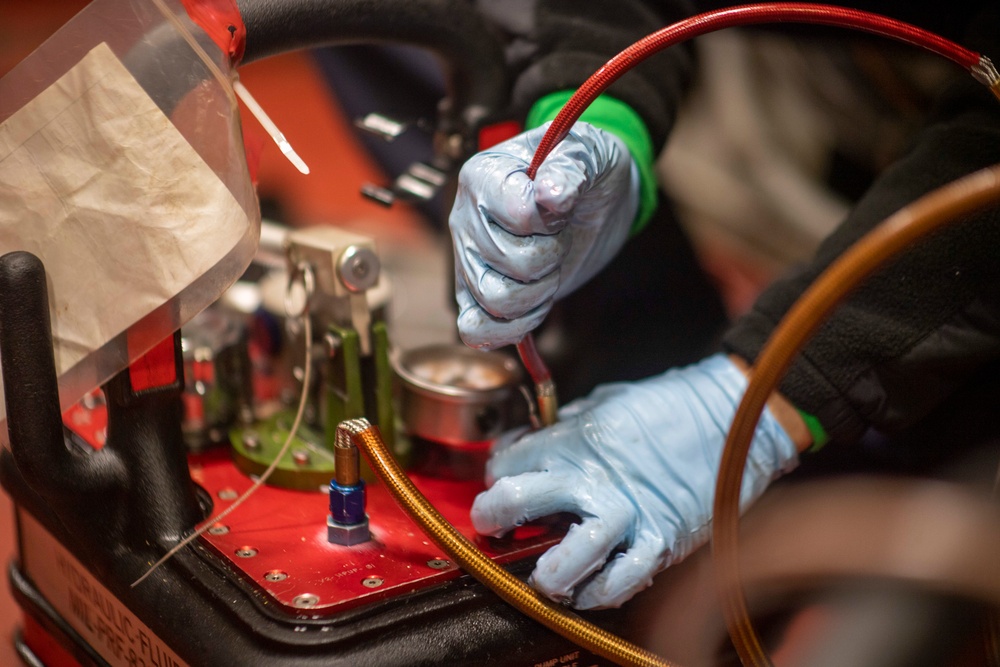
[471,354,799,609]
[449,121,639,350]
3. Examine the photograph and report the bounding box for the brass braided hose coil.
[345,164,1000,666]
[341,419,678,667]
[712,164,1000,667]
[342,163,1000,666]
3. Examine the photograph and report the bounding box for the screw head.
[337,246,380,293]
[361,576,384,589]
[293,594,319,608]
[242,431,260,450]
[264,570,288,582]
[207,523,229,536]
[235,546,258,558]
[427,559,451,570]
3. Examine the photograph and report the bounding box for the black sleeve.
[724,8,1000,444]
[475,0,696,150]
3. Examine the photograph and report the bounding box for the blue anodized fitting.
[327,423,371,546]
[329,479,366,525]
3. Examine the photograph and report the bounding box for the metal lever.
[354,113,408,142]
[361,162,447,207]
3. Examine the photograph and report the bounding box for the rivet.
[361,576,384,589]
[293,594,319,608]
[264,570,288,582]
[207,524,229,536]
[218,488,239,501]
[427,559,451,570]
[292,449,311,466]
[235,546,258,558]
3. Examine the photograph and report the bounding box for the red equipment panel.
[189,450,562,615]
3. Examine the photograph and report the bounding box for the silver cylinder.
[393,344,523,448]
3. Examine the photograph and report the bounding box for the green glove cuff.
[797,409,830,452]
[525,91,657,234]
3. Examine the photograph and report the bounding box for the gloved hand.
[471,354,799,609]
[449,121,639,350]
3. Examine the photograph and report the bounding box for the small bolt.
[293,594,319,608]
[242,431,260,450]
[207,524,229,536]
[292,449,311,466]
[218,488,239,501]
[235,546,258,558]
[337,246,380,292]
[350,257,370,280]
[325,332,341,358]
[361,576,384,589]
[427,559,451,570]
[264,570,288,582]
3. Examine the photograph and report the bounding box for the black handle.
[0,252,200,549]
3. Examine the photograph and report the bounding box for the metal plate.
[189,450,563,615]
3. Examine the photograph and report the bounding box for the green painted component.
[373,321,395,450]
[230,411,334,491]
[227,323,414,491]
[372,321,411,468]
[319,322,410,479]
[324,325,364,452]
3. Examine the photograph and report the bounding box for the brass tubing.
[517,333,559,427]
[334,424,361,486]
[343,419,680,667]
[711,164,1000,667]
[536,379,559,428]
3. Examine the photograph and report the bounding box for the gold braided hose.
[341,419,679,667]
[712,164,1000,666]
[348,165,1000,666]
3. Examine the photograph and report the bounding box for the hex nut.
[327,516,371,546]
